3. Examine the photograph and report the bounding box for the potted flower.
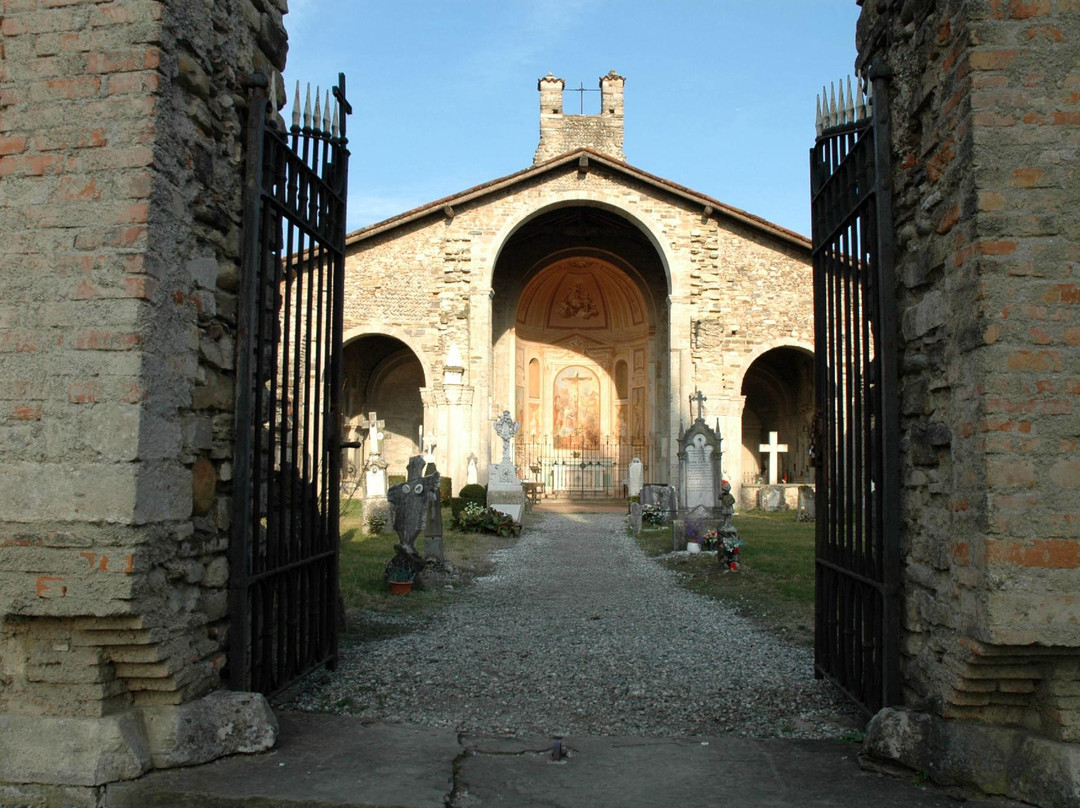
[387,565,416,594]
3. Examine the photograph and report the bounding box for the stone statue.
[717,480,738,540]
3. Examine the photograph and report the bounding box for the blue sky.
[281,1,861,237]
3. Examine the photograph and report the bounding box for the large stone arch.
[490,204,672,492]
[481,193,676,295]
[341,331,430,482]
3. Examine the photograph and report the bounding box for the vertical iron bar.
[230,79,270,692]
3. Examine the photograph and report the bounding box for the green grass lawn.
[337,499,519,640]
[635,510,816,645]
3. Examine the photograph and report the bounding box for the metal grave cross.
[758,431,789,485]
[359,411,385,456]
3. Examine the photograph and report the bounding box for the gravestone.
[758,485,785,511]
[423,464,445,561]
[675,403,725,550]
[678,418,722,511]
[627,457,644,499]
[361,411,389,500]
[486,410,525,525]
[639,484,677,524]
[796,485,815,522]
[385,455,440,581]
[629,501,643,535]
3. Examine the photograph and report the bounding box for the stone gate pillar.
[854,4,1080,806]
[0,0,289,796]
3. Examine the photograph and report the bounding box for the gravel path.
[282,512,862,738]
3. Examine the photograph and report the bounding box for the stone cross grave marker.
[493,410,519,464]
[690,389,707,422]
[758,430,788,485]
[360,411,385,456]
[361,411,389,499]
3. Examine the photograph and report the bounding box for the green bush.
[452,483,487,522]
[458,483,486,502]
[438,476,452,502]
[388,474,406,487]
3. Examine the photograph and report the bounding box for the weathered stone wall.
[344,158,812,494]
[534,72,627,164]
[857,0,1080,803]
[0,0,286,787]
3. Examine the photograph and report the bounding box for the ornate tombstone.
[361,411,389,500]
[678,423,722,510]
[486,410,525,524]
[675,396,725,549]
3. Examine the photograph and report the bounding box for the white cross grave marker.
[360,411,385,456]
[758,431,789,485]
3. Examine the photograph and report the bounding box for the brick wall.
[0,0,286,721]
[857,0,1080,740]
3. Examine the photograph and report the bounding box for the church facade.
[341,72,814,504]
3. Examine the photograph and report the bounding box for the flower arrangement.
[455,501,522,537]
[641,503,666,527]
[701,529,742,570]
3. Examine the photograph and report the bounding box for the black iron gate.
[810,72,900,714]
[230,73,351,696]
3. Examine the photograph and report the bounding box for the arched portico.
[489,204,672,494]
[341,333,430,487]
[738,344,815,487]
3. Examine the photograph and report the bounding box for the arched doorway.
[740,346,814,485]
[490,206,669,496]
[341,335,426,487]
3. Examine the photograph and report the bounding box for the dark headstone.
[386,455,440,580]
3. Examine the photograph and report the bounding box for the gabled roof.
[343,148,811,251]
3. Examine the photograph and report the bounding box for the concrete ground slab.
[456,734,1014,808]
[98,713,1024,808]
[103,713,459,808]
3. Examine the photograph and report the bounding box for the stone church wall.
[0,0,285,791]
[344,158,812,490]
[858,1,1080,803]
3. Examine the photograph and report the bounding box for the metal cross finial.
[567,81,600,114]
[690,389,707,422]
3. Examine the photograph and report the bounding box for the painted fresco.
[553,365,600,449]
